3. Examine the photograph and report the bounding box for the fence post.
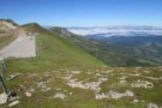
[0,59,9,94]
[1,60,7,80]
[0,75,8,94]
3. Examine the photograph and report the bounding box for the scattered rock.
[133,99,139,103]
[7,73,21,80]
[96,73,101,76]
[63,74,73,80]
[131,80,154,89]
[54,93,66,99]
[8,92,19,102]
[69,92,73,95]
[25,91,32,97]
[26,73,37,78]
[8,100,20,107]
[147,103,159,108]
[129,73,141,77]
[146,76,162,81]
[65,76,108,92]
[119,79,127,85]
[144,70,150,74]
[105,70,113,73]
[125,90,134,97]
[28,88,35,92]
[95,90,134,100]
[36,81,51,92]
[71,70,80,74]
[118,76,128,80]
[18,84,27,92]
[0,92,7,105]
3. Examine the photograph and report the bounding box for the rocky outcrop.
[0,19,18,31]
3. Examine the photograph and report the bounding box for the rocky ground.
[0,67,162,108]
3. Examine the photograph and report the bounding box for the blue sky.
[0,0,162,26]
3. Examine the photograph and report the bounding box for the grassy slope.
[53,28,162,67]
[4,67,162,108]
[75,36,162,67]
[6,23,104,73]
[1,24,161,108]
[0,33,16,50]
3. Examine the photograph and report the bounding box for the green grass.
[1,67,161,108]
[6,24,104,73]
[0,33,16,50]
[1,23,162,108]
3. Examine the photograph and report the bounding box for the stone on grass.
[146,76,162,81]
[69,92,73,95]
[71,71,80,74]
[147,103,159,108]
[8,100,20,107]
[37,81,51,92]
[131,80,154,89]
[0,92,7,105]
[105,70,113,73]
[54,93,66,99]
[65,77,108,92]
[95,90,134,100]
[8,92,19,102]
[133,99,139,103]
[25,91,32,97]
[119,79,127,85]
[144,70,150,74]
[7,73,21,80]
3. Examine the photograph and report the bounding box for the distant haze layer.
[68,26,162,37]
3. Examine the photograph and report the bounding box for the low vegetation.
[3,67,162,108]
[6,24,104,73]
[0,33,16,50]
[0,21,162,108]
[50,27,162,67]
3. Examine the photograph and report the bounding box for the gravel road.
[0,32,36,59]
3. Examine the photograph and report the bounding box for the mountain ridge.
[50,26,162,66]
[3,21,105,72]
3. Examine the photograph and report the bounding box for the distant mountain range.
[53,26,162,66]
[68,26,162,37]
[1,19,162,67]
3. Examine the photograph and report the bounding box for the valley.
[66,27,162,66]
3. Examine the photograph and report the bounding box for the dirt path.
[0,31,36,59]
